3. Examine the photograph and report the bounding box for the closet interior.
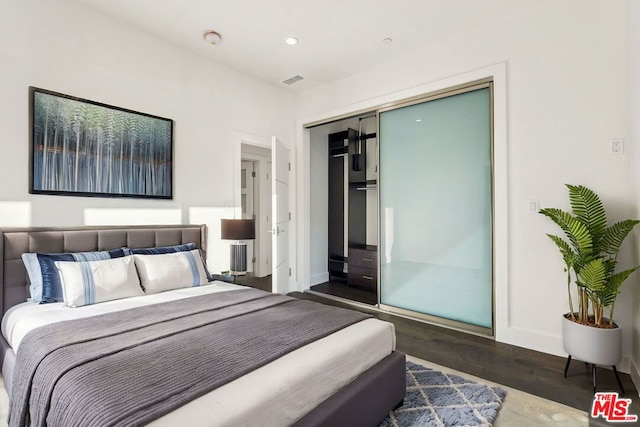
[310,113,379,305]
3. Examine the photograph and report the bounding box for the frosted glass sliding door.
[379,85,493,331]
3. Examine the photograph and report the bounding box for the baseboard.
[632,360,640,397]
[497,326,565,359]
[497,326,633,374]
[310,272,329,286]
[618,355,632,375]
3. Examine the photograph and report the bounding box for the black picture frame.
[29,87,174,199]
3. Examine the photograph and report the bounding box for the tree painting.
[30,88,173,199]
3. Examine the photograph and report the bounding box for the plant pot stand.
[562,315,624,393]
[563,355,625,393]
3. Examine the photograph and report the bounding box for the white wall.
[0,0,293,273]
[629,0,640,393]
[296,0,634,370]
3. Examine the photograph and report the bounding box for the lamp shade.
[221,219,255,240]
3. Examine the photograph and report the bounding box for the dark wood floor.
[291,291,640,420]
[310,281,377,305]
[236,274,272,292]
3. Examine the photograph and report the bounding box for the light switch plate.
[610,138,624,154]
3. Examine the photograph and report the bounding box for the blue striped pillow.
[133,250,209,294]
[55,256,144,307]
[22,248,125,303]
[124,243,211,280]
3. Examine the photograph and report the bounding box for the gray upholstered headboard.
[0,224,207,315]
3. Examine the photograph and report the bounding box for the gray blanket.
[9,288,371,427]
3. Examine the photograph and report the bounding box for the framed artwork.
[29,87,173,199]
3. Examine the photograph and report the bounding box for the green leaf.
[539,208,592,256]
[591,266,639,307]
[599,292,618,307]
[578,258,606,292]
[602,258,617,277]
[600,220,640,255]
[605,266,640,294]
[566,184,607,248]
[546,234,576,268]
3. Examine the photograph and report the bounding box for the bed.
[0,224,405,427]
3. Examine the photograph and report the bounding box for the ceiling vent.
[282,75,304,85]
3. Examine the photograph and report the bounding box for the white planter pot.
[562,314,622,366]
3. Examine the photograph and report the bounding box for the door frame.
[235,132,296,294]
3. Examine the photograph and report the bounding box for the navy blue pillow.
[34,248,125,304]
[124,243,196,255]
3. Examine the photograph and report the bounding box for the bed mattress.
[2,282,396,426]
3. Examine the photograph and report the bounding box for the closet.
[309,79,494,335]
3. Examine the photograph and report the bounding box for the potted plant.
[539,184,640,388]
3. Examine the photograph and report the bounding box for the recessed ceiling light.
[416,119,422,123]
[285,37,298,45]
[202,30,222,45]
[382,37,393,44]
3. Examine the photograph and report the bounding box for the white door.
[241,161,255,274]
[271,137,289,294]
[264,162,272,276]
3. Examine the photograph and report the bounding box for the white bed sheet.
[2,280,245,351]
[2,283,396,426]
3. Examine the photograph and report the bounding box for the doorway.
[240,143,272,291]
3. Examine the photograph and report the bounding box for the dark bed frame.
[0,224,405,427]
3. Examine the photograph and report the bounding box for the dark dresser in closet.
[348,245,377,290]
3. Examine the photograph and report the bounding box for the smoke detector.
[202,30,222,45]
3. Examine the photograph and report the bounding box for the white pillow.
[56,256,144,307]
[133,249,209,294]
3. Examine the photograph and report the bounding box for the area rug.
[380,361,507,427]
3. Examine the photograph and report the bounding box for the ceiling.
[72,0,490,93]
